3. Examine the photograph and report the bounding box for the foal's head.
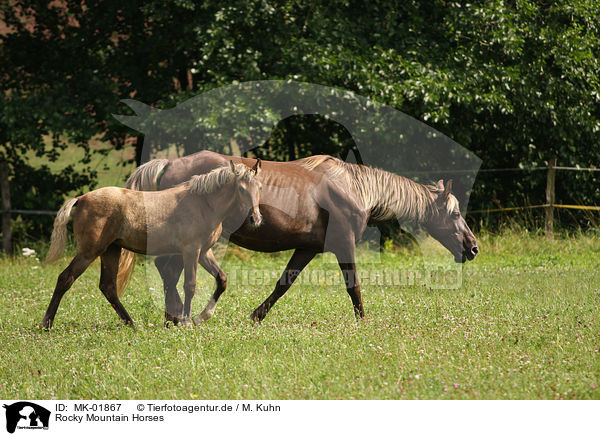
[423,180,479,263]
[230,159,263,227]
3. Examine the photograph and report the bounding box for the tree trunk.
[0,161,11,254]
[545,158,557,238]
[134,136,148,166]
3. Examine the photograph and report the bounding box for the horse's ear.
[443,179,453,199]
[229,160,237,175]
[436,179,444,190]
[252,158,262,175]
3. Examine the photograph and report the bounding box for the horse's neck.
[345,164,433,223]
[204,183,237,219]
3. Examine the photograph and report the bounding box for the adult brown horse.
[117,151,478,324]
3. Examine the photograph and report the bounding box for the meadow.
[0,230,598,400]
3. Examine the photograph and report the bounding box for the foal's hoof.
[180,318,194,327]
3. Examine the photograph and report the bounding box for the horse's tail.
[124,158,169,191]
[45,197,78,263]
[116,158,170,297]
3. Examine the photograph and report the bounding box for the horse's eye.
[451,211,461,218]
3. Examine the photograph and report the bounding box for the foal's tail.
[45,198,78,263]
[116,158,170,297]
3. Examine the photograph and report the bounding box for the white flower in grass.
[22,248,36,257]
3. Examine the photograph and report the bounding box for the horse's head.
[230,159,263,227]
[423,180,479,263]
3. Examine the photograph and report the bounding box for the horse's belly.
[116,225,190,256]
[227,221,326,252]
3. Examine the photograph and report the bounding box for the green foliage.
[1,0,599,243]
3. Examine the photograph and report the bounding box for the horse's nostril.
[471,246,479,256]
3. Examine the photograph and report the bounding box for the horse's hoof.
[193,310,213,325]
[192,315,205,326]
[165,316,184,326]
[249,310,264,323]
[165,311,184,324]
[180,318,194,327]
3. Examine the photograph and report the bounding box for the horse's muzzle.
[462,245,479,262]
[455,244,478,263]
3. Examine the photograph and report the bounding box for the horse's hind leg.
[250,249,317,322]
[40,253,96,329]
[155,255,184,325]
[193,249,227,324]
[99,244,134,326]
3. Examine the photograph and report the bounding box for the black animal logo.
[3,402,50,433]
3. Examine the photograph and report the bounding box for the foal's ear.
[252,158,262,175]
[443,179,453,199]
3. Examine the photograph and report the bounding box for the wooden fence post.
[0,161,11,254]
[545,158,557,238]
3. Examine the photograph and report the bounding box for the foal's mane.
[299,155,458,223]
[187,163,256,195]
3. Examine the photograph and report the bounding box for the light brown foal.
[41,160,262,328]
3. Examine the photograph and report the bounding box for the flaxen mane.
[298,155,458,223]
[187,163,256,195]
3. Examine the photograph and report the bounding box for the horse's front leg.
[334,244,365,320]
[155,255,184,325]
[182,249,200,326]
[193,249,227,324]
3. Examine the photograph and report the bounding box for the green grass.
[24,139,136,190]
[0,231,599,399]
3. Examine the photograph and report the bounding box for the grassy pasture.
[0,231,599,399]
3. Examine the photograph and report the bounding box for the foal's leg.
[193,249,227,324]
[334,245,365,320]
[250,249,317,322]
[181,249,200,326]
[155,255,184,324]
[40,253,96,328]
[99,244,134,326]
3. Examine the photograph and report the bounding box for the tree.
[1,0,599,245]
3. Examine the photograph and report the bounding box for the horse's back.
[160,150,229,188]
[157,151,367,251]
[73,187,147,243]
